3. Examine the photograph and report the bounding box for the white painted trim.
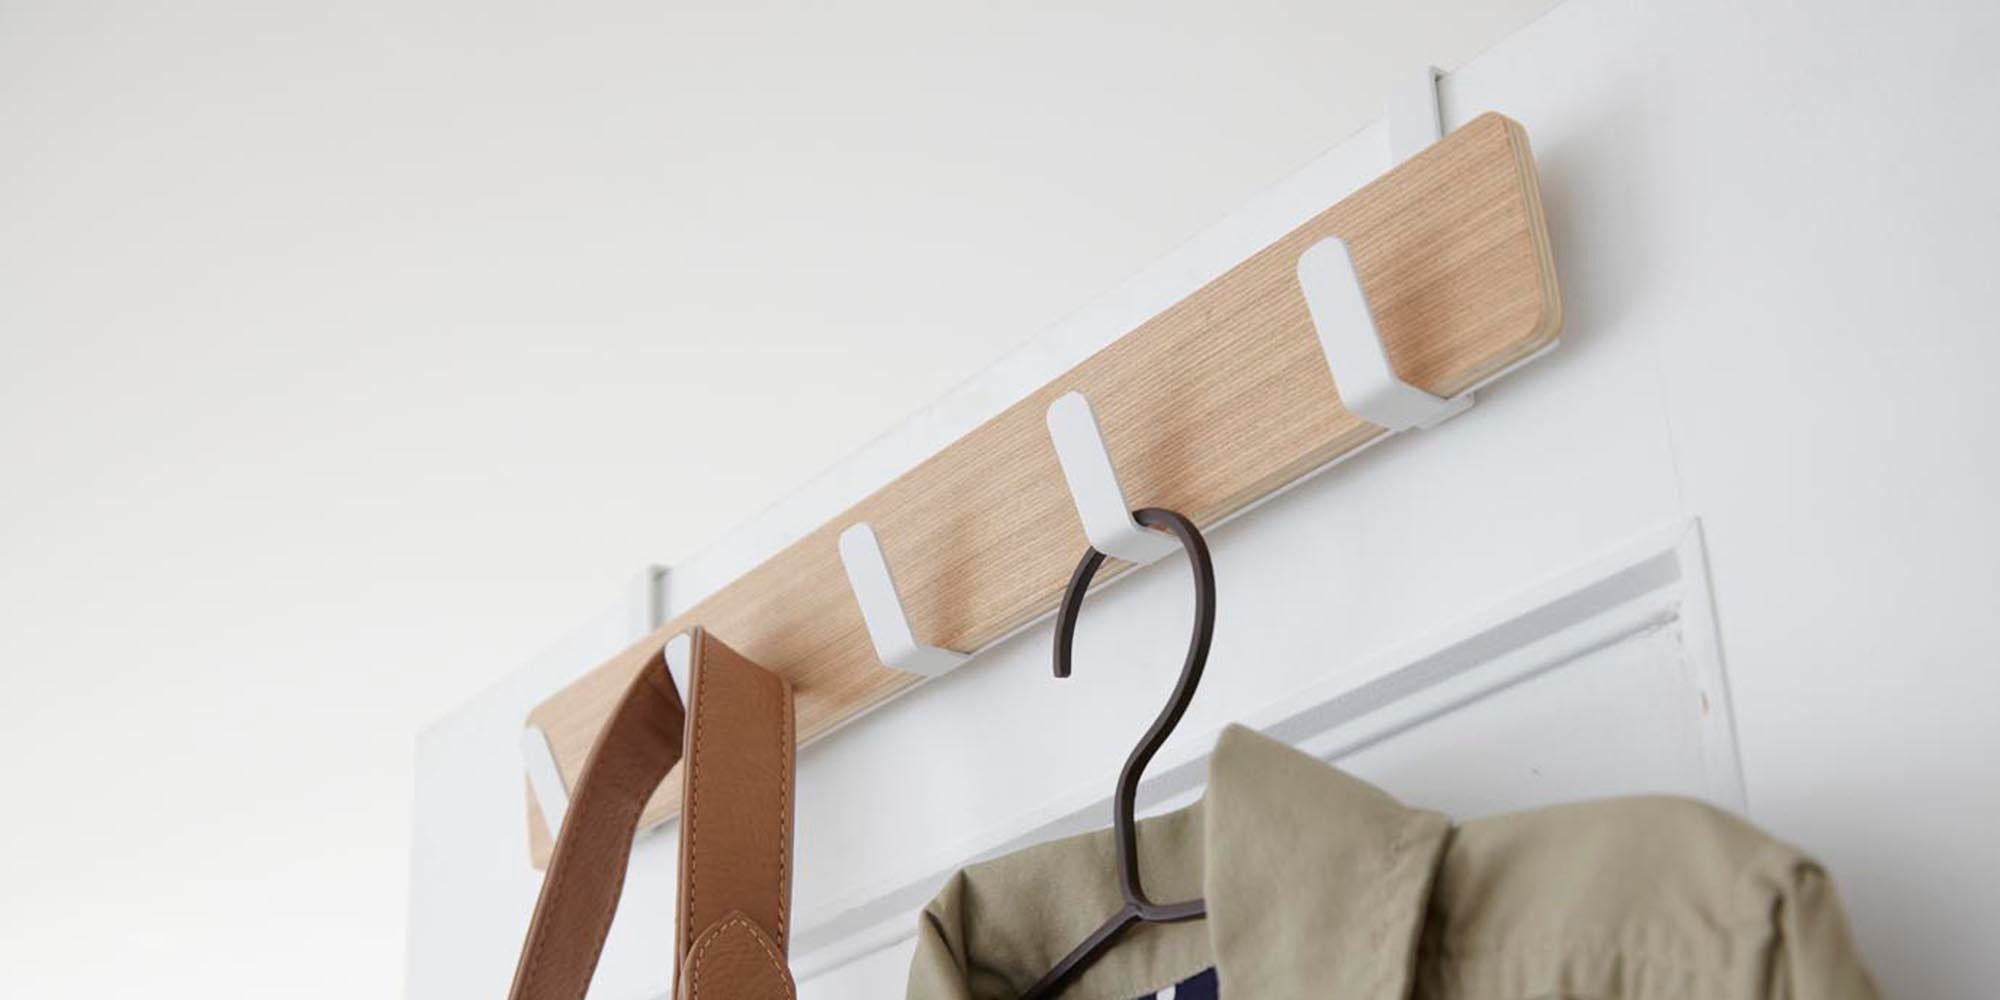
[1674,521,1749,811]
[785,519,1740,979]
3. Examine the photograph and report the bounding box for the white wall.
[407,0,2000,998]
[0,1,1562,997]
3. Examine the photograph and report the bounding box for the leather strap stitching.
[774,672,792,948]
[683,634,710,960]
[689,914,795,1000]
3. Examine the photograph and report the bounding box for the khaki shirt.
[909,726,1876,999]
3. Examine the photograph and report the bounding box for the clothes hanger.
[1018,506,1216,1000]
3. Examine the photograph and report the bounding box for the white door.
[408,1,2000,996]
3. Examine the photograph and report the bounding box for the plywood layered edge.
[523,112,1562,866]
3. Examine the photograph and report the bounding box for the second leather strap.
[672,629,797,1000]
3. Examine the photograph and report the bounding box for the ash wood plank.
[524,112,1561,865]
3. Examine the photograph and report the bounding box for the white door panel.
[798,619,1723,998]
[789,522,1741,997]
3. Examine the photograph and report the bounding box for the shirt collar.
[911,725,1453,999]
[1202,724,1452,997]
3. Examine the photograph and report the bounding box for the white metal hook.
[521,725,569,837]
[839,522,969,677]
[1297,237,1472,432]
[661,631,692,696]
[1296,64,1472,432]
[1045,391,1181,566]
[521,570,674,842]
[1294,65,1470,433]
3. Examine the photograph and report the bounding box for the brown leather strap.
[506,628,795,1000]
[672,632,796,999]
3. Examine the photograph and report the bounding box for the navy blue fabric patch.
[1136,966,1217,999]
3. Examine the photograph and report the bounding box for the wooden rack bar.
[523,112,1562,865]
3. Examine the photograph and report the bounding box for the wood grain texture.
[523,112,1562,865]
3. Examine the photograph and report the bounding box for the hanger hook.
[1051,506,1215,919]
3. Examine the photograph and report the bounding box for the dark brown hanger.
[1018,506,1216,1000]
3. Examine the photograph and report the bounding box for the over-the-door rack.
[518,74,1562,865]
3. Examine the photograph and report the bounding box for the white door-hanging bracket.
[1045,391,1181,566]
[1387,64,1444,162]
[839,522,970,677]
[1298,236,1473,432]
